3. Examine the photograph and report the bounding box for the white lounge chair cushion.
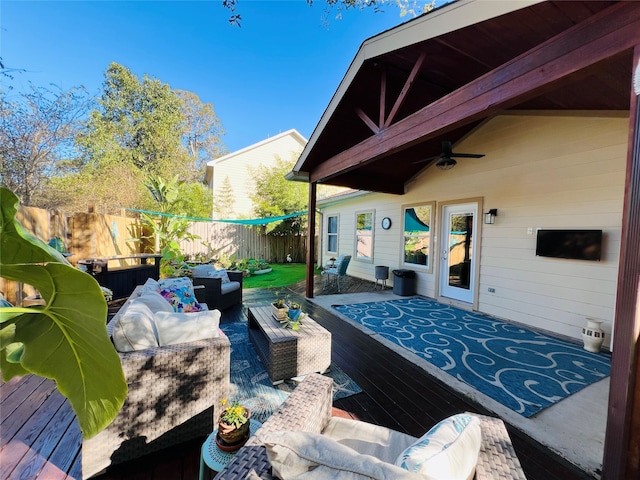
[129,290,174,314]
[112,302,159,352]
[395,413,481,480]
[155,309,221,346]
[322,417,416,463]
[259,431,425,480]
[139,277,161,295]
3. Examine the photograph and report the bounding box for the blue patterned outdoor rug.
[333,297,610,417]
[220,320,361,424]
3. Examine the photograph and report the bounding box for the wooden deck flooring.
[1,275,595,480]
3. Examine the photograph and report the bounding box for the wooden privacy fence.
[1,207,309,304]
[180,221,308,264]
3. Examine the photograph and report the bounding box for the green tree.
[77,63,186,177]
[250,156,307,234]
[213,176,235,219]
[0,85,91,205]
[176,90,226,181]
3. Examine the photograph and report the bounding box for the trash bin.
[392,269,416,296]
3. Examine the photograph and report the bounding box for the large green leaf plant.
[0,187,127,438]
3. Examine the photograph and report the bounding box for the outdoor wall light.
[484,209,498,225]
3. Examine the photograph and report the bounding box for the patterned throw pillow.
[395,413,481,480]
[209,269,231,284]
[158,277,204,313]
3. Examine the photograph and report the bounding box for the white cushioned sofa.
[82,278,230,478]
[213,374,527,480]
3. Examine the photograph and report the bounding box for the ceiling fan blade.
[450,152,485,158]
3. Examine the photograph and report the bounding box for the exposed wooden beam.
[602,44,640,480]
[305,181,317,298]
[310,2,640,183]
[384,52,426,128]
[356,107,379,134]
[379,67,387,128]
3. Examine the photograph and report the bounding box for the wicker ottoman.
[248,306,332,384]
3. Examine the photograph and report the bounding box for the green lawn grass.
[241,263,320,289]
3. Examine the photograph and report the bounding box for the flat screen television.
[536,229,602,261]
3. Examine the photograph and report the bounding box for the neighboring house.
[289,1,639,478]
[205,129,307,219]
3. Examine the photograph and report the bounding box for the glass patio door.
[439,203,477,304]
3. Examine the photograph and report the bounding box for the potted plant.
[287,301,302,321]
[272,298,289,320]
[216,399,251,452]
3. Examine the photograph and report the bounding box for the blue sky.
[1,1,427,153]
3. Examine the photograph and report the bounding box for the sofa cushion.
[322,417,416,464]
[209,269,231,284]
[112,302,159,352]
[220,281,241,294]
[191,264,217,278]
[155,309,221,346]
[139,277,161,295]
[259,431,425,480]
[395,413,481,480]
[158,277,204,313]
[130,290,174,314]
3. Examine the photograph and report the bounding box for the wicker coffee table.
[248,306,332,385]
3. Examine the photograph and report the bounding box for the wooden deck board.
[0,275,595,480]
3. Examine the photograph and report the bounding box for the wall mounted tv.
[536,229,602,261]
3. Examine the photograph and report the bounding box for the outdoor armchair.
[214,373,527,480]
[192,268,243,311]
[321,254,351,292]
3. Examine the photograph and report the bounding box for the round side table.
[199,420,263,479]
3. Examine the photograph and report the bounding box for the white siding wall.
[319,112,627,346]
[212,134,305,218]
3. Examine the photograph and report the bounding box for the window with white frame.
[355,211,374,261]
[326,215,338,254]
[402,203,433,269]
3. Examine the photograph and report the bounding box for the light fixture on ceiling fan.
[414,140,485,170]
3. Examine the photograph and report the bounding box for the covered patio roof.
[294,1,640,478]
[292,0,633,194]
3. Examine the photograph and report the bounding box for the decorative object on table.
[582,318,605,353]
[271,299,289,320]
[287,302,302,321]
[101,286,113,302]
[216,399,251,453]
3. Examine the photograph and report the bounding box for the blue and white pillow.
[395,413,481,480]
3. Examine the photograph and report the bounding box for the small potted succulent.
[272,298,289,320]
[287,301,302,321]
[216,399,251,452]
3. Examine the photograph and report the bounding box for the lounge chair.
[213,374,527,479]
[321,254,351,292]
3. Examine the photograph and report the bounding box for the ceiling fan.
[414,140,485,170]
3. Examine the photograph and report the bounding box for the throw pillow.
[139,277,161,295]
[395,413,481,480]
[158,277,204,313]
[112,302,159,352]
[130,290,174,314]
[209,269,231,284]
[259,431,425,480]
[191,264,217,278]
[155,309,221,346]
